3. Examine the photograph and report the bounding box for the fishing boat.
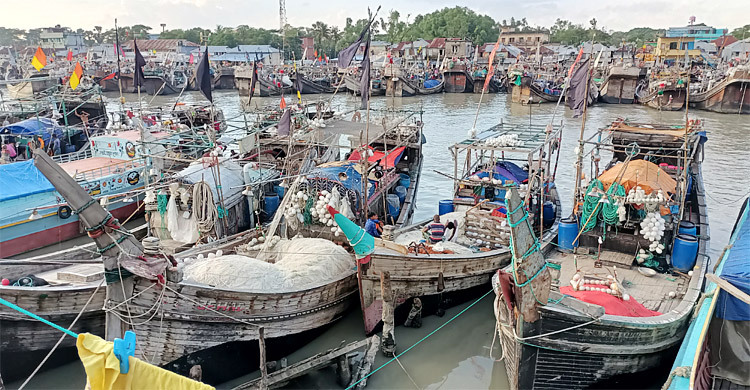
[343,73,385,96]
[0,261,105,382]
[141,68,188,96]
[493,118,709,389]
[637,71,688,111]
[293,73,336,94]
[417,78,445,95]
[442,63,474,93]
[383,66,418,97]
[599,64,645,104]
[665,197,749,390]
[689,65,750,114]
[357,122,562,334]
[213,66,236,90]
[510,74,561,104]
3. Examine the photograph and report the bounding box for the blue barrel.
[558,217,579,250]
[263,194,280,221]
[678,221,697,236]
[399,173,411,189]
[672,234,699,271]
[439,199,454,215]
[543,201,555,227]
[394,186,407,204]
[387,194,401,217]
[273,185,285,199]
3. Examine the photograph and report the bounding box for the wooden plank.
[706,274,750,305]
[232,338,370,389]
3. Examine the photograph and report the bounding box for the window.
[519,37,524,42]
[536,37,540,42]
[501,38,506,43]
[509,38,515,43]
[669,42,678,50]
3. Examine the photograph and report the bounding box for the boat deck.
[60,157,143,180]
[34,263,104,288]
[549,249,689,314]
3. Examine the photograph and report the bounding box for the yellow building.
[654,37,702,60]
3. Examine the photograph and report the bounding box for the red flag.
[67,50,73,61]
[483,36,502,92]
[102,72,116,80]
[279,97,287,109]
[568,48,584,78]
[189,53,194,65]
[317,55,322,63]
[325,54,329,63]
[314,49,318,58]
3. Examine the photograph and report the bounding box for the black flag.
[247,60,259,105]
[195,46,213,103]
[338,20,373,68]
[567,58,590,118]
[359,37,370,110]
[277,109,291,137]
[133,40,146,88]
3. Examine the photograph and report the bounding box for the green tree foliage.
[405,7,498,44]
[549,18,611,45]
[379,10,408,44]
[731,25,750,39]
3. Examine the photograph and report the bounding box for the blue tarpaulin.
[423,79,440,89]
[0,118,63,145]
[308,161,375,200]
[715,198,750,321]
[0,160,55,202]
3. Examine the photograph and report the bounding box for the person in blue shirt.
[365,212,382,238]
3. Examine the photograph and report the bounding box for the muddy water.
[8,90,749,389]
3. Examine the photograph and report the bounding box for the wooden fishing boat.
[493,119,709,389]
[417,78,444,95]
[637,72,688,111]
[31,147,360,385]
[383,66,418,97]
[689,66,750,114]
[293,74,335,94]
[443,64,473,93]
[0,261,105,382]
[665,196,750,390]
[343,74,385,96]
[599,65,645,104]
[511,75,561,104]
[213,66,236,90]
[141,69,187,96]
[357,122,563,334]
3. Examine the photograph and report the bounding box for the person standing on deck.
[75,110,91,136]
[365,212,382,238]
[48,134,61,156]
[423,214,446,244]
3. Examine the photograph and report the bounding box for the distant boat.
[599,65,646,104]
[689,65,750,114]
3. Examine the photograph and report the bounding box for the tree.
[732,24,750,40]
[379,10,408,44]
[405,7,498,44]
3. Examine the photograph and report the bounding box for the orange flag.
[279,97,287,109]
[69,62,84,90]
[483,35,502,92]
[31,47,47,71]
[568,48,584,78]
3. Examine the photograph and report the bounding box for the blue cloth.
[0,118,64,146]
[715,198,750,321]
[365,219,381,238]
[0,160,55,202]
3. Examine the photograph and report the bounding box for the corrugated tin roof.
[427,38,446,49]
[125,39,199,51]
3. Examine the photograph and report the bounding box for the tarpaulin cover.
[715,198,750,321]
[0,118,63,145]
[598,159,676,195]
[473,161,528,184]
[175,158,245,208]
[348,146,405,169]
[0,160,55,202]
[560,286,662,317]
[308,161,374,199]
[423,79,440,89]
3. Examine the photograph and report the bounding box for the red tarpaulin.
[560,286,661,317]
[348,146,405,169]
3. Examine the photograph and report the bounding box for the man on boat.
[48,133,61,156]
[423,214,446,244]
[365,212,382,238]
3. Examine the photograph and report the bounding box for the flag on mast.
[337,17,374,68]
[67,50,73,61]
[69,62,84,90]
[483,34,502,92]
[133,40,146,88]
[195,46,213,103]
[31,47,47,71]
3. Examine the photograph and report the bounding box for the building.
[39,25,86,56]
[666,23,728,42]
[721,38,750,61]
[498,28,549,51]
[193,45,281,65]
[390,39,430,59]
[124,39,199,56]
[425,38,472,59]
[695,41,718,55]
[654,37,702,61]
[301,37,315,60]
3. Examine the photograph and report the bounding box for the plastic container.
[543,201,555,227]
[672,234,699,271]
[387,194,401,217]
[438,199,454,215]
[263,194,280,221]
[273,185,285,199]
[558,217,579,250]
[394,186,407,204]
[678,220,697,237]
[399,173,411,189]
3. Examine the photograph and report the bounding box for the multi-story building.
[425,38,472,59]
[301,37,315,60]
[654,37,702,61]
[666,23,728,42]
[499,27,549,51]
[39,25,86,56]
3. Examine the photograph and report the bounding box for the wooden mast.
[33,149,144,340]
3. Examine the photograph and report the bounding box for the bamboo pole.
[258,327,269,390]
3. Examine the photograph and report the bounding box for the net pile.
[182,238,354,292]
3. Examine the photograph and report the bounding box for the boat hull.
[600,77,638,104]
[689,79,750,114]
[641,89,686,111]
[443,70,473,93]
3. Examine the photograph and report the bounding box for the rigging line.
[346,289,493,390]
[394,356,421,390]
[17,278,104,390]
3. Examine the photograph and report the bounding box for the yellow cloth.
[598,159,677,195]
[76,333,214,390]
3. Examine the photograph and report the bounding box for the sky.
[3,0,748,33]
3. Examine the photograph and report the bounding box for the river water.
[8,90,750,389]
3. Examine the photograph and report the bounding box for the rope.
[394,356,421,390]
[580,179,604,232]
[345,289,493,390]
[193,181,217,233]
[601,183,625,226]
[17,279,104,390]
[661,366,691,390]
[72,198,96,215]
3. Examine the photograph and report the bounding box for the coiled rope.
[193,181,217,233]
